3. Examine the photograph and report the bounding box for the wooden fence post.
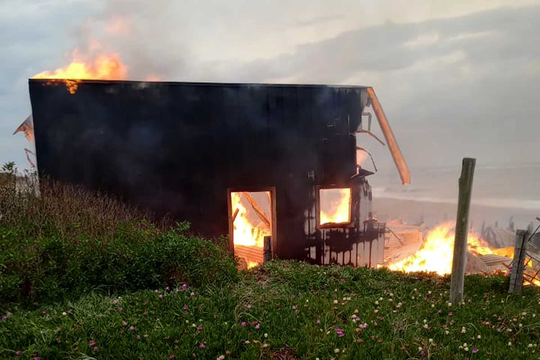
[263,236,272,263]
[450,158,476,303]
[509,230,529,294]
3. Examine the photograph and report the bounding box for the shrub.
[0,167,238,305]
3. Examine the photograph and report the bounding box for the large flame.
[388,223,456,275]
[387,222,529,276]
[231,192,271,269]
[320,188,351,225]
[33,53,127,94]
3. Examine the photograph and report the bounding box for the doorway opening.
[228,190,276,269]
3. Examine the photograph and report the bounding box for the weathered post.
[509,230,529,294]
[263,236,272,263]
[450,158,476,303]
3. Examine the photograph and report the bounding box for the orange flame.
[231,192,271,269]
[387,222,519,276]
[387,223,539,285]
[33,53,127,94]
[320,188,351,225]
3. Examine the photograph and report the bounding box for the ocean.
[370,163,540,231]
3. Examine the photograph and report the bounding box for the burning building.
[28,79,410,269]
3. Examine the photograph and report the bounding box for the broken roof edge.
[28,78,370,90]
[366,87,411,185]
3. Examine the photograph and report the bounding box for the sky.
[1,0,540,188]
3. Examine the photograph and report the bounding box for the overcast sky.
[1,0,539,183]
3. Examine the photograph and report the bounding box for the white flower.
[423,324,429,329]
[62,312,67,316]
[423,319,427,324]
[508,342,512,346]
[448,302,452,307]
[334,348,340,353]
[264,333,268,338]
[428,291,432,295]
[346,297,351,301]
[418,347,423,351]
[445,330,449,335]
[374,309,379,313]
[477,335,481,339]
[529,344,533,348]
[464,347,469,352]
[375,301,379,305]
[354,309,359,314]
[461,327,466,334]
[333,300,338,304]
[429,338,433,343]
[379,297,383,301]
[431,304,435,308]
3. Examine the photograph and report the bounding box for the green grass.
[2,261,539,359]
[1,167,539,359]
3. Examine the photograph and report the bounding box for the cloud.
[1,0,539,175]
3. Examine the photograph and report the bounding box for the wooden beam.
[450,158,476,303]
[509,230,529,294]
[232,208,240,223]
[366,87,411,185]
[242,192,271,228]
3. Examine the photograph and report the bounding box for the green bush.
[0,224,238,305]
[0,168,238,305]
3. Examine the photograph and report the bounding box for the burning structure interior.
[28,80,410,269]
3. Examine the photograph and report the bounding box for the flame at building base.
[387,222,538,286]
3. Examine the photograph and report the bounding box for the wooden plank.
[234,245,264,264]
[366,87,411,185]
[242,192,271,228]
[450,158,476,303]
[509,230,529,293]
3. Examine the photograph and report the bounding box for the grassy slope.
[1,261,539,360]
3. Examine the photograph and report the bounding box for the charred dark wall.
[29,80,366,260]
